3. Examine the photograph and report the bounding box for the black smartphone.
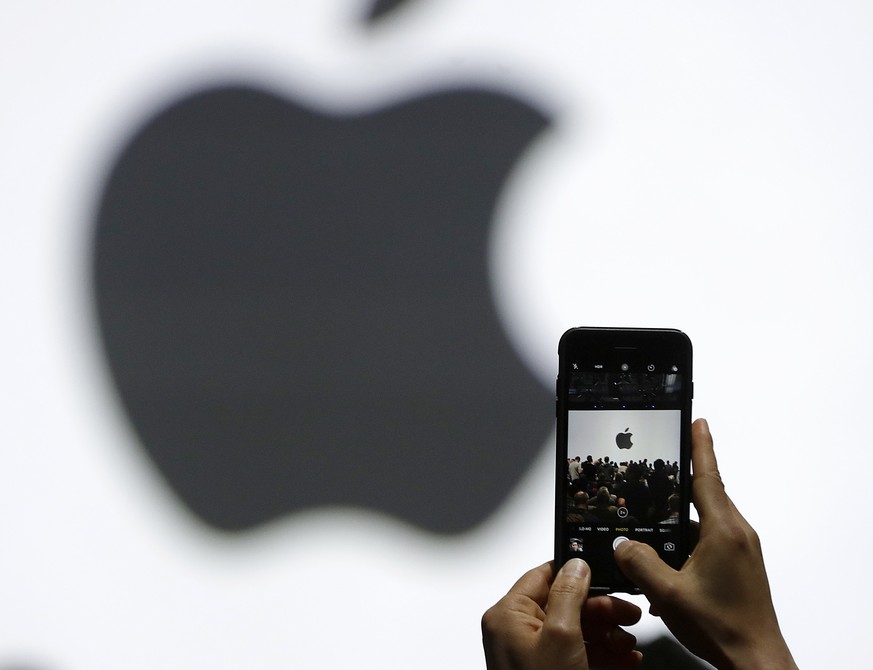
[554,327,693,594]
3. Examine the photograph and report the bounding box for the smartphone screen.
[555,328,692,593]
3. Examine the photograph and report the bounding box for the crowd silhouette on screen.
[566,455,679,525]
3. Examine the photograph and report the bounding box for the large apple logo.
[87,4,711,666]
[93,82,553,534]
[616,427,633,450]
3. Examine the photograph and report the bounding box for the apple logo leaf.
[364,0,416,24]
[93,82,552,534]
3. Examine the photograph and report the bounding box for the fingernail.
[563,557,588,577]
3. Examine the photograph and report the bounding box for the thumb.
[542,559,590,642]
[614,539,678,599]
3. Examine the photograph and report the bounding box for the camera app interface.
[562,364,685,585]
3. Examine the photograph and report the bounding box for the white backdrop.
[3,1,873,668]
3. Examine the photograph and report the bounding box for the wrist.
[723,638,798,670]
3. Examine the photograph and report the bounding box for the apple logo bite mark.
[92,82,552,534]
[616,428,633,450]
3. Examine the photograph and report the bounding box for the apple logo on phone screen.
[92,3,552,535]
[616,428,634,450]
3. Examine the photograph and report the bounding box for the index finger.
[505,561,555,610]
[690,418,732,522]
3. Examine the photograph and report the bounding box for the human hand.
[482,559,643,670]
[614,418,798,670]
